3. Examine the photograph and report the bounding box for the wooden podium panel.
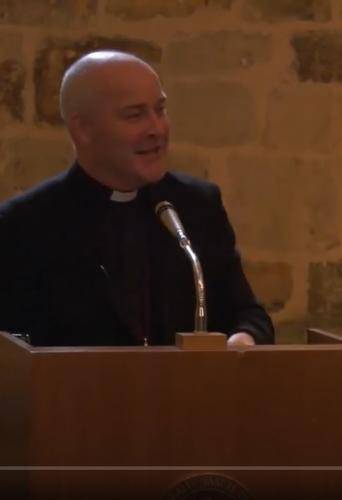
[2,331,342,499]
[307,327,342,344]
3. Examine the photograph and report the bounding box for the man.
[0,51,274,346]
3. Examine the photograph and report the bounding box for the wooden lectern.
[2,330,342,500]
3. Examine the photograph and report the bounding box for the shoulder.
[166,171,219,193]
[155,171,222,208]
[0,169,69,222]
[160,171,235,240]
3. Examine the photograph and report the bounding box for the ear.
[67,112,93,146]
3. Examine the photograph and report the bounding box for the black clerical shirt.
[96,192,151,344]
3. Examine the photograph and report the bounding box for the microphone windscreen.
[155,200,174,218]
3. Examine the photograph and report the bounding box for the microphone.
[155,200,207,332]
[155,201,189,245]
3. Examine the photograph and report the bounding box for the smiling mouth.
[135,146,162,155]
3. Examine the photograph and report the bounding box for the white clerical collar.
[110,190,137,202]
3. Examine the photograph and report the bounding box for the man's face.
[84,62,170,191]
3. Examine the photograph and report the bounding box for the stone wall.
[1,0,342,342]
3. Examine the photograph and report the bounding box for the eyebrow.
[120,95,167,113]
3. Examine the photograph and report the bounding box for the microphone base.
[175,331,227,350]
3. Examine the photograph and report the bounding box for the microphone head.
[155,200,188,242]
[155,200,174,218]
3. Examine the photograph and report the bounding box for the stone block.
[221,155,340,252]
[0,173,16,203]
[0,59,25,123]
[243,0,330,22]
[106,0,205,19]
[264,84,332,153]
[207,0,233,7]
[167,148,209,179]
[34,37,162,125]
[292,31,342,83]
[167,81,256,147]
[0,141,11,201]
[243,261,293,313]
[0,33,24,124]
[164,31,272,76]
[1,137,73,199]
[0,0,97,27]
[308,261,342,326]
[331,88,342,153]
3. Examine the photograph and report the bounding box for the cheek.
[115,126,143,147]
[162,117,171,138]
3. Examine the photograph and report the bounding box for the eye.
[125,111,143,120]
[121,107,145,120]
[156,104,167,116]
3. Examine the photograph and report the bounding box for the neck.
[77,158,138,191]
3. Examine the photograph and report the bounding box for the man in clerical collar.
[0,51,274,347]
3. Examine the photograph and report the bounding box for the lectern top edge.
[3,331,342,355]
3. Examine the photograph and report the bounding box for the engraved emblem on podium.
[166,474,252,500]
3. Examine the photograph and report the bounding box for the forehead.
[96,62,164,105]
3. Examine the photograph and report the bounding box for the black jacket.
[0,164,274,346]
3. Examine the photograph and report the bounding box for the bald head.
[59,50,156,123]
[58,50,169,191]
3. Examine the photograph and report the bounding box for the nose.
[146,110,168,136]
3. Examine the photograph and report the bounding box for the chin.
[139,164,166,186]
